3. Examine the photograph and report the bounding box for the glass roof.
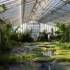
[0,0,70,24]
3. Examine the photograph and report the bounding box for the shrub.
[56,58,70,62]
[55,22,70,42]
[38,31,48,41]
[20,31,33,42]
[0,23,13,53]
[0,22,21,53]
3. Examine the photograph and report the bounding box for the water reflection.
[1,61,69,70]
[8,61,55,70]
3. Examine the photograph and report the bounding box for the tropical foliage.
[0,23,14,53]
[0,4,7,13]
[55,22,70,42]
[38,30,48,41]
[20,30,33,42]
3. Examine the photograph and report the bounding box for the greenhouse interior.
[0,0,70,70]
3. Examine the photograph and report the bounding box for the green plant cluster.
[0,22,33,53]
[37,31,48,41]
[0,4,7,13]
[0,23,14,53]
[20,31,33,42]
[55,22,70,42]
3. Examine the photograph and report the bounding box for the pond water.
[8,43,54,70]
[1,43,70,70]
[3,62,68,70]
[8,62,53,70]
[11,43,53,56]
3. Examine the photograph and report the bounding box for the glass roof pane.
[0,0,70,23]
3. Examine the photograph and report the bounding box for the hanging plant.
[0,4,7,13]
